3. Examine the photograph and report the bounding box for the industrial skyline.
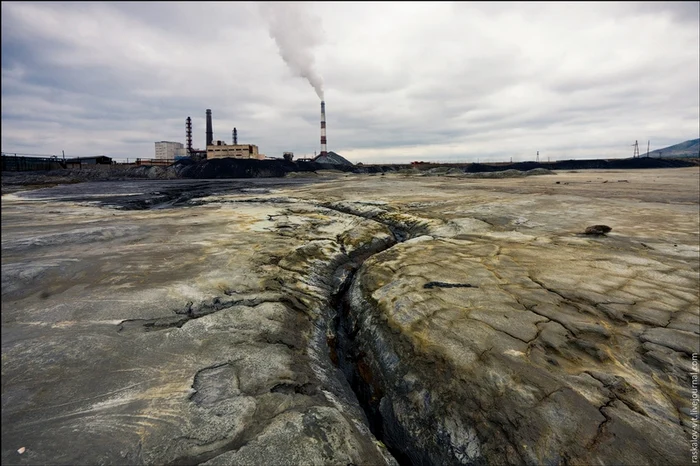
[1,2,698,163]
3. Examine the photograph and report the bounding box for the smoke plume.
[260,2,325,100]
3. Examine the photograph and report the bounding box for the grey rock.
[641,328,700,355]
[584,225,612,235]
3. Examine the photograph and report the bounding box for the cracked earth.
[2,168,698,465]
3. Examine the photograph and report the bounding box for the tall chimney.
[320,101,327,157]
[206,109,213,147]
[186,117,193,156]
[233,127,238,145]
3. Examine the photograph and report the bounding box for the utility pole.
[646,140,650,158]
[536,151,539,163]
[632,140,640,158]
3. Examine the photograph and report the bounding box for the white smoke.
[260,2,325,100]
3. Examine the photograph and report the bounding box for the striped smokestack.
[320,100,327,157]
[206,109,213,147]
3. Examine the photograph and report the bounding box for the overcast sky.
[2,1,698,163]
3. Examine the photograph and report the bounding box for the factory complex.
[153,102,350,166]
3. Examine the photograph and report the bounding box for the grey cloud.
[625,1,700,23]
[1,2,698,163]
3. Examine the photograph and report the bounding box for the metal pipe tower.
[186,117,193,156]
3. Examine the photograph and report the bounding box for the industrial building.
[65,156,113,169]
[155,141,186,160]
[206,141,264,160]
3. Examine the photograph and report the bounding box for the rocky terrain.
[2,168,698,465]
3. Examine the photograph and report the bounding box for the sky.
[1,1,699,164]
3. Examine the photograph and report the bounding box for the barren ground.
[2,168,698,465]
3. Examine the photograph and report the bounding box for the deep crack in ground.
[326,223,415,466]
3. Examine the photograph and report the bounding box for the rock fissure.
[586,399,615,452]
[648,376,685,426]
[115,297,281,333]
[526,321,550,349]
[316,203,523,465]
[583,371,650,418]
[324,224,415,465]
[423,281,477,289]
[522,304,575,338]
[467,318,532,345]
[529,275,572,303]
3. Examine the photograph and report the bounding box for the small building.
[155,141,184,160]
[1,155,64,171]
[206,140,264,160]
[64,156,113,169]
[135,158,172,166]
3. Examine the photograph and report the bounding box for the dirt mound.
[463,169,524,178]
[173,158,358,179]
[1,166,181,194]
[524,168,555,176]
[461,168,553,179]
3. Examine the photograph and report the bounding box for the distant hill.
[313,151,354,166]
[646,138,699,158]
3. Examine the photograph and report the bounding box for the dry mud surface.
[2,168,699,465]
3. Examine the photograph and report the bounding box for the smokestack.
[233,127,238,145]
[320,101,327,157]
[206,109,213,147]
[186,117,193,156]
